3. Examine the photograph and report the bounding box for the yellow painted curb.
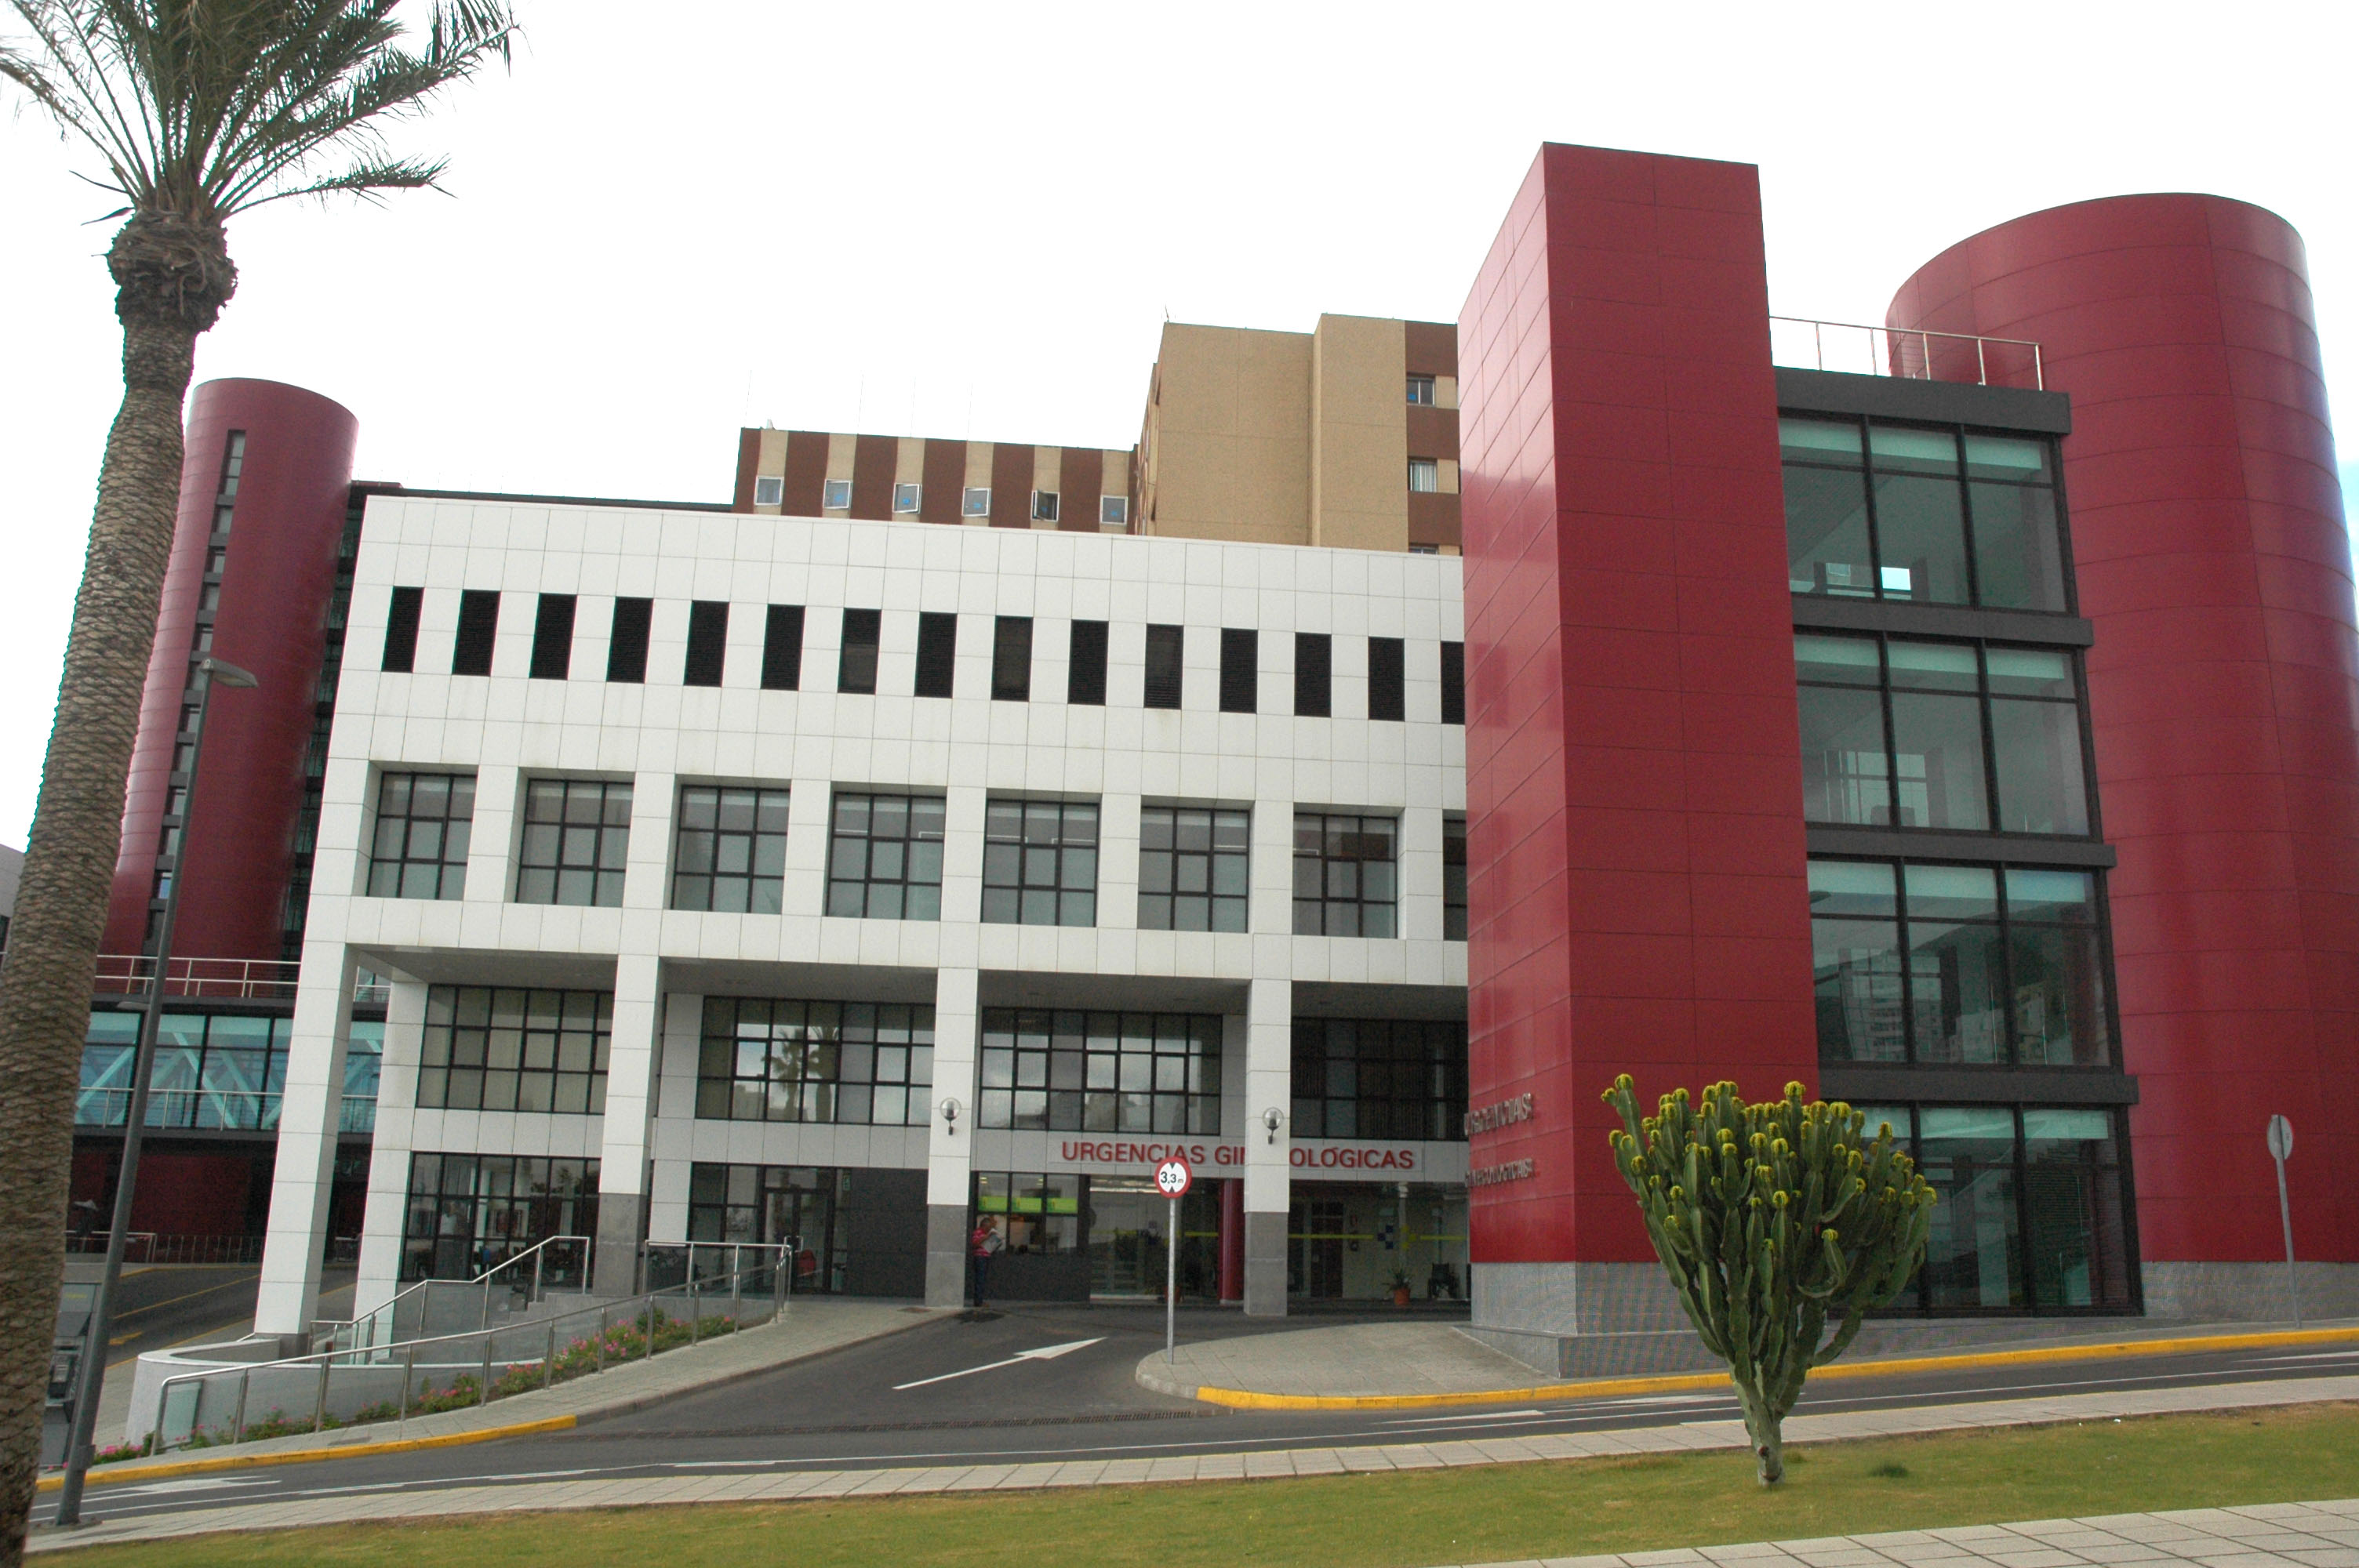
[35,1414,577,1490]
[1191,1323,2359,1410]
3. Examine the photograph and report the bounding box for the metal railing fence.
[1770,316,2045,390]
[90,956,391,1005]
[312,1235,595,1356]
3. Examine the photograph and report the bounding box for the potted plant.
[1390,1269,1412,1307]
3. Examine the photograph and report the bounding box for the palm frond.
[0,0,517,223]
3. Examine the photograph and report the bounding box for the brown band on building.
[1407,490,1461,550]
[1403,320,1459,376]
[990,441,1031,528]
[850,433,898,521]
[919,438,966,524]
[1407,403,1460,463]
[1057,446,1103,532]
[732,429,761,511]
[782,430,831,515]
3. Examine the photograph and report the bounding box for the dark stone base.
[1244,1211,1287,1317]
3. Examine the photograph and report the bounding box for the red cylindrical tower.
[103,379,358,964]
[1890,198,2359,1292]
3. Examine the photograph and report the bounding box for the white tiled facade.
[254,499,1467,1331]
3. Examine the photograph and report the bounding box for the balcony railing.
[93,956,391,1006]
[1771,317,2044,391]
[75,1087,378,1134]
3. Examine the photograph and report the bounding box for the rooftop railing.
[1771,317,2045,391]
[92,956,390,1006]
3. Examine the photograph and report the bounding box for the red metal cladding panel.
[102,379,358,963]
[1891,195,2359,1265]
[1459,145,1819,1268]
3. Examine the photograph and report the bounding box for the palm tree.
[0,3,514,1553]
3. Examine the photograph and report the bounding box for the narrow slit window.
[839,608,881,694]
[606,597,652,684]
[451,590,500,677]
[381,586,423,673]
[1440,641,1465,725]
[1295,633,1332,717]
[1143,624,1184,710]
[683,601,729,687]
[1367,637,1405,721]
[1067,619,1107,706]
[992,616,1033,702]
[914,612,958,698]
[1219,629,1257,713]
[761,604,804,691]
[529,593,576,681]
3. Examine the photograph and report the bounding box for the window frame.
[751,474,785,507]
[1443,812,1467,940]
[1407,458,1440,493]
[1137,804,1249,932]
[961,486,991,517]
[821,477,853,510]
[1030,489,1060,524]
[413,985,613,1117]
[892,481,921,514]
[367,770,476,901]
[981,796,1100,927]
[1290,1017,1467,1142]
[825,789,947,920]
[1406,375,1436,406]
[692,996,934,1126]
[977,1007,1221,1134]
[514,777,634,907]
[1100,494,1129,527]
[1293,810,1400,938]
[671,783,791,914]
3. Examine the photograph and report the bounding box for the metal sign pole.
[1165,1196,1179,1364]
[2267,1115,2299,1330]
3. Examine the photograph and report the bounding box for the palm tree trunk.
[0,312,198,1562]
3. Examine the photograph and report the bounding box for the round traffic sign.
[1154,1157,1193,1199]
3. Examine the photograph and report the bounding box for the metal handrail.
[311,1234,594,1354]
[157,1245,790,1452]
[90,955,391,1004]
[1769,315,2044,390]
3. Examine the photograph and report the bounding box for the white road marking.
[892,1338,1104,1390]
[1383,1408,1546,1425]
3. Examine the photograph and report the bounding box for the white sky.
[1,0,2351,847]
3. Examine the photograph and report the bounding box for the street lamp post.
[53,656,256,1526]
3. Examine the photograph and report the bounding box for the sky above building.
[0,0,2350,848]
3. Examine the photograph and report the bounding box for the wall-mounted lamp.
[939,1097,962,1137]
[1262,1107,1285,1145]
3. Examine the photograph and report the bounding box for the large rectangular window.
[1367,637,1405,721]
[1796,633,2090,837]
[1853,1105,2132,1313]
[1143,624,1183,710]
[76,1011,293,1131]
[1443,813,1467,940]
[402,1152,599,1283]
[694,997,932,1125]
[838,608,881,694]
[672,785,790,913]
[1295,633,1332,717]
[1219,628,1257,713]
[1294,811,1398,937]
[826,791,945,920]
[414,985,612,1114]
[983,797,1098,926]
[979,1007,1220,1134]
[914,611,958,698]
[514,779,633,906]
[1290,1018,1467,1142]
[529,594,576,681]
[382,586,423,673]
[761,604,805,691]
[1138,805,1249,932]
[683,600,729,687]
[606,597,652,683]
[368,771,474,899]
[974,1171,1081,1253]
[1067,620,1107,705]
[1811,858,2111,1068]
[992,616,1033,701]
[1783,417,2069,612]
[452,590,500,676]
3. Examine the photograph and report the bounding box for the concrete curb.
[1143,1322,2359,1409]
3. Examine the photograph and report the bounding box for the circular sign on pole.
[1154,1157,1193,1199]
[2268,1115,2295,1161]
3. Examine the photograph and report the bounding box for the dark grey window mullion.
[1950,429,1986,608]
[1891,855,1919,1065]
[2010,1105,2035,1312]
[1875,634,1900,833]
[2046,434,2082,615]
[1974,642,2004,839]
[1994,869,2020,1067]
[1856,417,1888,600]
[2072,647,2104,841]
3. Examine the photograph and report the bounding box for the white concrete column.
[1399,806,1444,942]
[926,965,980,1306]
[463,764,521,905]
[351,978,430,1316]
[645,987,703,1245]
[592,953,663,1294]
[1244,975,1292,1316]
[254,944,359,1338]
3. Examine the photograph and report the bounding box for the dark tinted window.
[529,594,576,681]
[1219,628,1256,713]
[1143,624,1183,710]
[914,612,957,698]
[1295,633,1331,717]
[381,586,423,673]
[606,597,652,684]
[1367,637,1405,721]
[683,601,729,687]
[839,608,881,694]
[992,616,1033,701]
[761,604,804,691]
[1439,641,1465,725]
[1067,620,1107,705]
[452,590,500,677]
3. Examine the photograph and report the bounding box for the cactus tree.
[1602,1076,1935,1485]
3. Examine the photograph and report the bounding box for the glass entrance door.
[766,1179,838,1293]
[1085,1176,1166,1298]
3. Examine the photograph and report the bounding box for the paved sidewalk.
[1453,1499,2359,1566]
[31,1374,2359,1552]
[59,1298,940,1485]
[1140,1317,2359,1402]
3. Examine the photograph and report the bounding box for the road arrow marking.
[892,1338,1104,1391]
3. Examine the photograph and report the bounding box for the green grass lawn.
[63,1403,2359,1568]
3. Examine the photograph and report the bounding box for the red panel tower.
[103,379,358,964]
[1890,198,2359,1307]
[1456,144,1819,1351]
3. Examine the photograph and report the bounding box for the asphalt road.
[72,1265,359,1367]
[39,1304,2359,1529]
